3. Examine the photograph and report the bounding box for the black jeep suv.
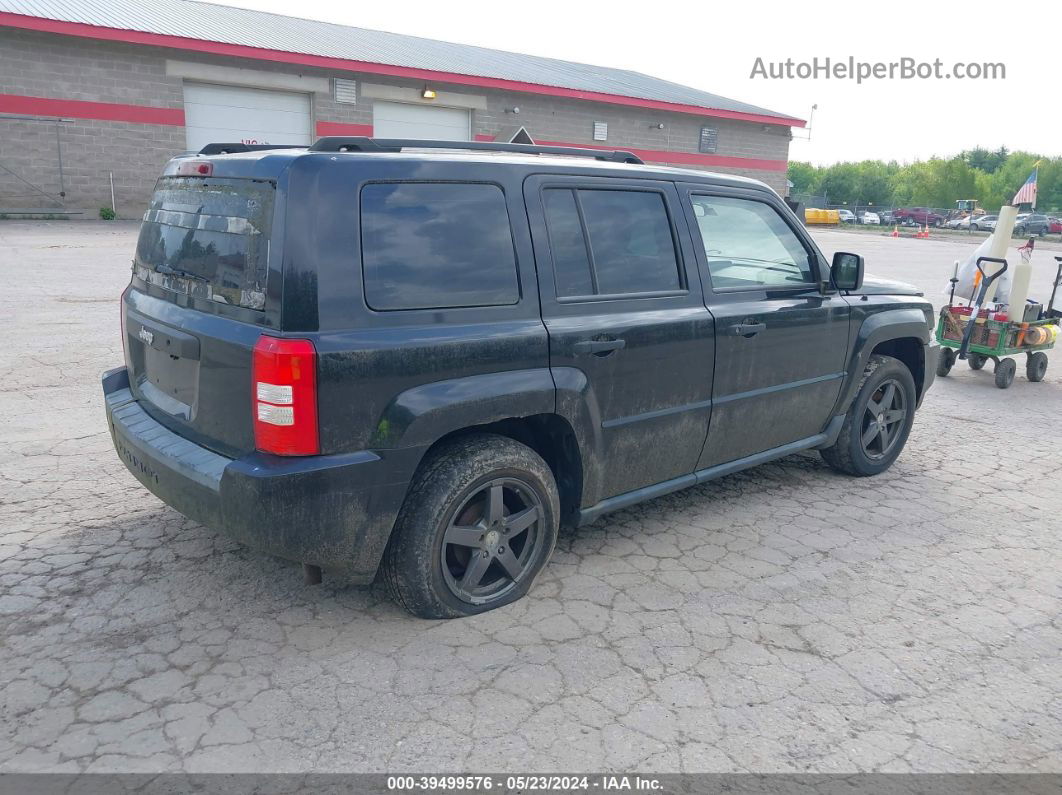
[103,137,937,618]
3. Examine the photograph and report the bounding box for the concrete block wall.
[0,27,792,215]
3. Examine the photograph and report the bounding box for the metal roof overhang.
[0,11,806,128]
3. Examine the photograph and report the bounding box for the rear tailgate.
[123,174,278,457]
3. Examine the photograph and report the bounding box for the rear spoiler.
[197,143,306,155]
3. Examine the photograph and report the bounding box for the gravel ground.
[1,221,1060,773]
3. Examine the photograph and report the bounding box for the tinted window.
[542,189,594,296]
[361,183,519,311]
[542,188,681,297]
[580,190,681,295]
[691,195,814,289]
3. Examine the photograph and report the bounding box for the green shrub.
[99,207,116,221]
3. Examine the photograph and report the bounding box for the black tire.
[968,353,987,370]
[381,433,560,619]
[821,355,917,477]
[1015,226,1025,237]
[1027,351,1048,382]
[994,357,1016,389]
[936,347,956,377]
[971,224,980,231]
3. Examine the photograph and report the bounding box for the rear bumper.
[103,367,417,582]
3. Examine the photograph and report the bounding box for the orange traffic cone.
[892,225,899,237]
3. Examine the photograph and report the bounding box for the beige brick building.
[0,0,803,216]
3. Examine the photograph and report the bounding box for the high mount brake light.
[252,336,319,456]
[176,160,213,176]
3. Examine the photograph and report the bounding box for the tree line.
[788,148,1061,212]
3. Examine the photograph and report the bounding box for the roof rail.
[197,143,305,155]
[307,136,644,164]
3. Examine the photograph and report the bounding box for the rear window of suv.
[134,176,274,311]
[360,182,520,311]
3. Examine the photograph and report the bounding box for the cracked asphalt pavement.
[1,222,1060,773]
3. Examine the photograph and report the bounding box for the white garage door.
[373,101,469,141]
[183,83,312,152]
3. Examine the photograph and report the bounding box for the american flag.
[1012,167,1038,207]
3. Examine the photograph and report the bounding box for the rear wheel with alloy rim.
[441,477,545,605]
[382,434,559,619]
[821,355,917,476]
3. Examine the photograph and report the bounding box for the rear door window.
[134,177,274,311]
[542,188,682,298]
[360,182,520,311]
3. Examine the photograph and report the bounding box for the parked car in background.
[837,209,856,223]
[945,215,973,229]
[860,211,880,225]
[879,211,895,225]
[894,207,945,227]
[1014,214,1051,236]
[101,136,938,618]
[971,215,997,232]
[1049,217,1062,234]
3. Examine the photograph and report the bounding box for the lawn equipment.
[935,255,1061,388]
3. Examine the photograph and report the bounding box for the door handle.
[573,338,626,356]
[728,321,766,338]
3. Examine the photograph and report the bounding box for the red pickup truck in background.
[894,207,945,227]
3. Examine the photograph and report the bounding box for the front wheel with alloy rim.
[381,434,560,619]
[820,354,917,477]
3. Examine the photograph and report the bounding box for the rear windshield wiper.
[155,264,209,283]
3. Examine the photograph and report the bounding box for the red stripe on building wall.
[475,134,786,172]
[0,12,804,128]
[0,90,786,172]
[0,92,183,125]
[315,121,373,136]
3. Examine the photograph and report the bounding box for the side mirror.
[831,251,864,291]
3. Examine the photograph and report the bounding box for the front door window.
[690,195,815,289]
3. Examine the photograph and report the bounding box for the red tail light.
[252,336,319,456]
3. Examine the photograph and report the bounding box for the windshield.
[134,176,274,310]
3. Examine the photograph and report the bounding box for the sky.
[212,0,1059,166]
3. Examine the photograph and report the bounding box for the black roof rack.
[197,143,305,155]
[306,136,644,164]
